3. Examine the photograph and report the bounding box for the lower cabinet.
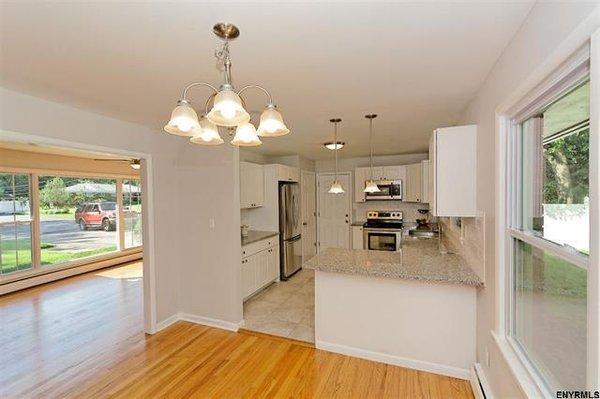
[352,225,364,249]
[242,240,280,300]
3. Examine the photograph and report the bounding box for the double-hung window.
[506,60,591,392]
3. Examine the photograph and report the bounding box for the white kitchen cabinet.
[276,164,299,182]
[351,225,364,249]
[354,167,370,203]
[421,160,430,204]
[240,161,264,209]
[429,125,477,216]
[242,237,280,301]
[383,165,404,181]
[404,163,422,203]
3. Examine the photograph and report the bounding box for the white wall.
[457,3,600,397]
[0,87,243,328]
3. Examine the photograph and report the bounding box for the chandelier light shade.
[328,118,345,194]
[363,114,381,193]
[231,122,262,146]
[164,101,201,136]
[207,88,251,127]
[190,117,224,145]
[257,105,289,137]
[164,23,289,147]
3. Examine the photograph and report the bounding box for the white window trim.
[495,38,599,397]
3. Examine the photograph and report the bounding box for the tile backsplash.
[353,201,430,223]
[439,216,485,282]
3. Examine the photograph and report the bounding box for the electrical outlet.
[209,218,215,229]
[485,346,490,367]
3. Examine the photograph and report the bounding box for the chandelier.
[164,23,290,146]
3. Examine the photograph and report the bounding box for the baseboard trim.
[470,363,493,399]
[315,339,470,380]
[154,312,243,334]
[154,313,180,333]
[179,313,242,332]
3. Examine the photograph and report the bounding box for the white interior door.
[301,170,317,262]
[317,173,351,252]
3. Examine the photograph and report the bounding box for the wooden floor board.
[0,261,474,398]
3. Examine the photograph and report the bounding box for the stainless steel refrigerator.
[279,182,302,280]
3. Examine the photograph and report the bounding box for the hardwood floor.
[0,261,474,398]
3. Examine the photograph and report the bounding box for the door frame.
[0,130,158,335]
[300,170,317,261]
[316,171,352,253]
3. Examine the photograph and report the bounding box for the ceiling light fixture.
[324,141,345,150]
[164,23,289,146]
[130,159,141,170]
[328,118,345,194]
[364,114,381,193]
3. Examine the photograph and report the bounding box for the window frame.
[495,42,598,396]
[0,169,142,283]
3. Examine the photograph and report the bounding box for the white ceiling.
[0,1,533,160]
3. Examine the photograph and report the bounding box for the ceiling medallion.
[164,23,290,146]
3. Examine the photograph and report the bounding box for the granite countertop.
[303,238,482,287]
[241,230,279,246]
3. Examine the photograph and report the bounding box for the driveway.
[0,219,116,251]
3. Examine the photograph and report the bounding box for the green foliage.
[39,177,69,209]
[543,128,589,204]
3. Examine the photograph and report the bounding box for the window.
[0,173,32,275]
[37,176,119,267]
[508,77,590,392]
[122,179,142,248]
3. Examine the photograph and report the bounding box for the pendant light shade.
[328,181,345,194]
[328,118,345,194]
[257,105,290,137]
[207,87,251,127]
[363,114,381,193]
[231,122,262,146]
[164,101,201,136]
[364,180,380,193]
[190,117,224,145]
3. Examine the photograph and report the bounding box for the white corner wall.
[459,3,600,397]
[0,87,243,329]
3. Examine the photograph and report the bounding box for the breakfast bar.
[304,238,482,379]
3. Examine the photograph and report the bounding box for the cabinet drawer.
[241,235,278,257]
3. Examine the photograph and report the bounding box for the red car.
[75,202,117,231]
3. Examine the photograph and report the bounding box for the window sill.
[491,331,552,398]
[0,247,142,286]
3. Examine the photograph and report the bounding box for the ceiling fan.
[93,158,141,170]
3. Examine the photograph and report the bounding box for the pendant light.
[364,114,381,193]
[328,118,345,194]
[164,23,290,146]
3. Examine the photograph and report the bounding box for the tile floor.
[243,268,315,343]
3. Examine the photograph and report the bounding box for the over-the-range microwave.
[364,180,402,201]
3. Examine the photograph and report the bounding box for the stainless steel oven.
[362,210,403,251]
[363,228,402,251]
[364,180,402,201]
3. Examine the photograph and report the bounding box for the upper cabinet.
[429,125,477,217]
[383,165,404,181]
[404,163,422,203]
[354,167,369,202]
[421,160,430,204]
[275,164,299,182]
[240,161,264,209]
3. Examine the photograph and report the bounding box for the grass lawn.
[40,207,76,221]
[1,238,117,274]
[519,250,587,298]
